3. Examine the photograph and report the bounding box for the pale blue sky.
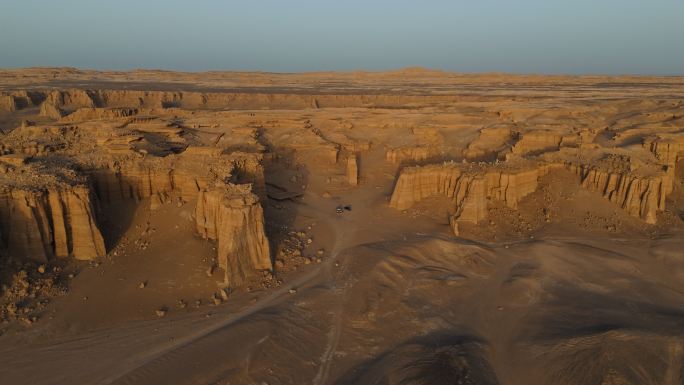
[1,0,682,74]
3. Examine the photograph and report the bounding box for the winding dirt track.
[3,233,684,385]
[0,195,353,385]
[109,204,353,385]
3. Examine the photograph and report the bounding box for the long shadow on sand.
[522,283,684,385]
[333,332,500,385]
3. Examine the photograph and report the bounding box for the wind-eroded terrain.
[0,68,683,385]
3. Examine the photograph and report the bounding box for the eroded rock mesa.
[390,155,676,229]
[390,162,549,233]
[568,162,674,224]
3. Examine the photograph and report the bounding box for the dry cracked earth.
[0,68,683,385]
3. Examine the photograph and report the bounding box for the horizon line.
[1,66,683,78]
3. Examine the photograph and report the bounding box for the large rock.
[347,154,358,186]
[195,184,272,287]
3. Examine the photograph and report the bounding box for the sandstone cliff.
[87,150,272,286]
[0,185,105,261]
[0,91,42,112]
[60,107,139,122]
[39,101,64,119]
[390,155,676,230]
[463,126,513,161]
[390,162,550,233]
[0,95,17,112]
[23,88,473,114]
[347,154,358,186]
[385,146,437,164]
[89,150,264,204]
[568,163,674,224]
[44,90,96,111]
[195,184,272,287]
[644,133,684,169]
[511,130,563,155]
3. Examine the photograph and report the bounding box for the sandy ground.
[0,69,683,385]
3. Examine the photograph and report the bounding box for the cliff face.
[38,90,93,118]
[86,149,271,286]
[0,95,17,112]
[44,90,96,111]
[89,152,264,204]
[85,150,271,286]
[644,134,684,170]
[347,155,358,186]
[390,163,549,232]
[28,89,473,116]
[90,164,176,204]
[568,163,674,224]
[463,127,513,161]
[386,146,436,164]
[390,157,676,230]
[0,185,105,261]
[228,154,267,200]
[60,107,139,122]
[511,130,563,155]
[0,91,42,112]
[39,102,64,119]
[195,184,272,287]
[0,155,271,290]
[390,164,471,211]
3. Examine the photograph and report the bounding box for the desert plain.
[0,68,683,385]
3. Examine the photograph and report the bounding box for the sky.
[0,0,682,75]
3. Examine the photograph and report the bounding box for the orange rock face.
[390,162,551,231]
[0,185,105,261]
[195,184,272,287]
[347,155,358,186]
[569,163,674,224]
